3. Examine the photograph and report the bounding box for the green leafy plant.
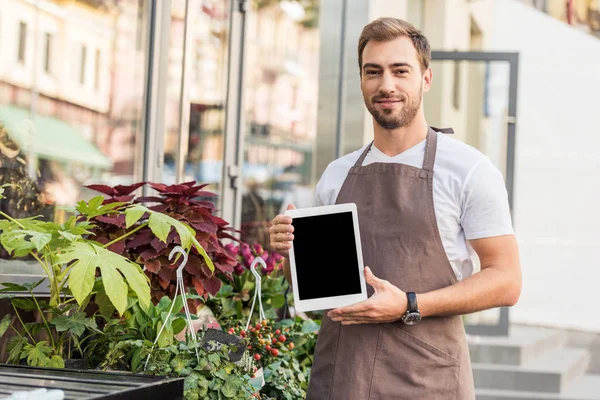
[207,242,288,325]
[0,279,99,368]
[102,336,258,400]
[0,192,214,368]
[84,182,237,305]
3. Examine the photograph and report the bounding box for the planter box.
[0,364,184,399]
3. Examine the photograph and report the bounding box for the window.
[79,44,87,84]
[18,21,27,63]
[44,33,53,73]
[94,49,101,90]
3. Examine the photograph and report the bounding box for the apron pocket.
[369,324,459,400]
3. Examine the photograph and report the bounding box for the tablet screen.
[292,211,362,300]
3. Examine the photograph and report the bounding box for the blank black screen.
[292,211,362,300]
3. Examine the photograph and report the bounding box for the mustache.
[372,94,404,102]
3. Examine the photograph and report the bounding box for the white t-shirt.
[315,131,514,281]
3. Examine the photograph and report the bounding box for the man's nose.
[379,71,396,95]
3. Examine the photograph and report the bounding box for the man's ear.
[423,67,433,93]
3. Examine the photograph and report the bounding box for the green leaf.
[221,382,238,398]
[22,278,46,292]
[207,352,221,367]
[155,295,172,312]
[76,196,125,219]
[156,320,173,348]
[0,314,11,337]
[7,336,25,364]
[148,212,173,243]
[60,242,150,315]
[48,355,65,368]
[191,237,215,273]
[171,318,186,335]
[131,347,143,373]
[184,372,199,390]
[302,319,321,333]
[270,294,285,309]
[95,290,116,319]
[22,341,53,366]
[0,293,15,299]
[0,229,51,255]
[0,282,27,292]
[50,311,97,337]
[125,206,146,229]
[11,298,37,311]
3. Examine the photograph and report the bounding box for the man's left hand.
[327,267,408,325]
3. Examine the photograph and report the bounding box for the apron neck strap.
[353,125,452,170]
[422,127,439,172]
[353,142,373,168]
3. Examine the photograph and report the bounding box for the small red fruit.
[254,353,261,361]
[275,329,281,335]
[271,349,279,356]
[240,330,247,337]
[288,342,295,349]
[266,345,271,351]
[278,335,286,342]
[272,338,278,345]
[255,323,262,330]
[248,345,252,350]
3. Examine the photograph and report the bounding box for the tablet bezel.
[284,203,367,312]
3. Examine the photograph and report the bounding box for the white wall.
[490,0,600,332]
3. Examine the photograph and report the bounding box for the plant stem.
[30,291,55,348]
[0,210,25,228]
[9,324,25,340]
[29,252,52,286]
[11,302,35,343]
[102,222,149,249]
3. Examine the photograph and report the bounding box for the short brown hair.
[358,17,431,73]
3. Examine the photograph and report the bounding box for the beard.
[364,86,422,130]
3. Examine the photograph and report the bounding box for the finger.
[328,299,373,318]
[272,214,292,226]
[287,204,296,211]
[269,224,294,234]
[365,267,386,292]
[271,233,294,243]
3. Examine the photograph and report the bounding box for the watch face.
[403,312,421,325]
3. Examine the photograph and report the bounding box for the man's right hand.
[269,203,296,258]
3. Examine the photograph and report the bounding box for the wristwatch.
[401,292,421,325]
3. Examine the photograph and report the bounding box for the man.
[269,17,521,400]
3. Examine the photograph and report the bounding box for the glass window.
[0,0,149,272]
[94,48,101,90]
[79,44,87,85]
[43,32,52,74]
[240,0,320,247]
[18,21,26,63]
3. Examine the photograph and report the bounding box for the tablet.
[285,203,367,312]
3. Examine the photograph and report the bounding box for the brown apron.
[306,127,475,400]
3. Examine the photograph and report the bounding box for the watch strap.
[406,292,418,313]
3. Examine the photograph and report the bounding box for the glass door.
[426,51,519,336]
[238,0,321,248]
[162,0,231,208]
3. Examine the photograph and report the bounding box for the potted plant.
[0,185,214,368]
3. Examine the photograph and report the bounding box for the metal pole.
[176,0,192,183]
[334,0,347,159]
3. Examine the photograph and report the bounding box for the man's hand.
[269,204,296,258]
[327,267,407,325]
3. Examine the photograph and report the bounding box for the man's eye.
[365,70,379,75]
[395,70,408,75]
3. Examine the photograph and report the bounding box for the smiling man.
[270,17,521,400]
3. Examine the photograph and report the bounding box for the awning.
[0,105,112,169]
